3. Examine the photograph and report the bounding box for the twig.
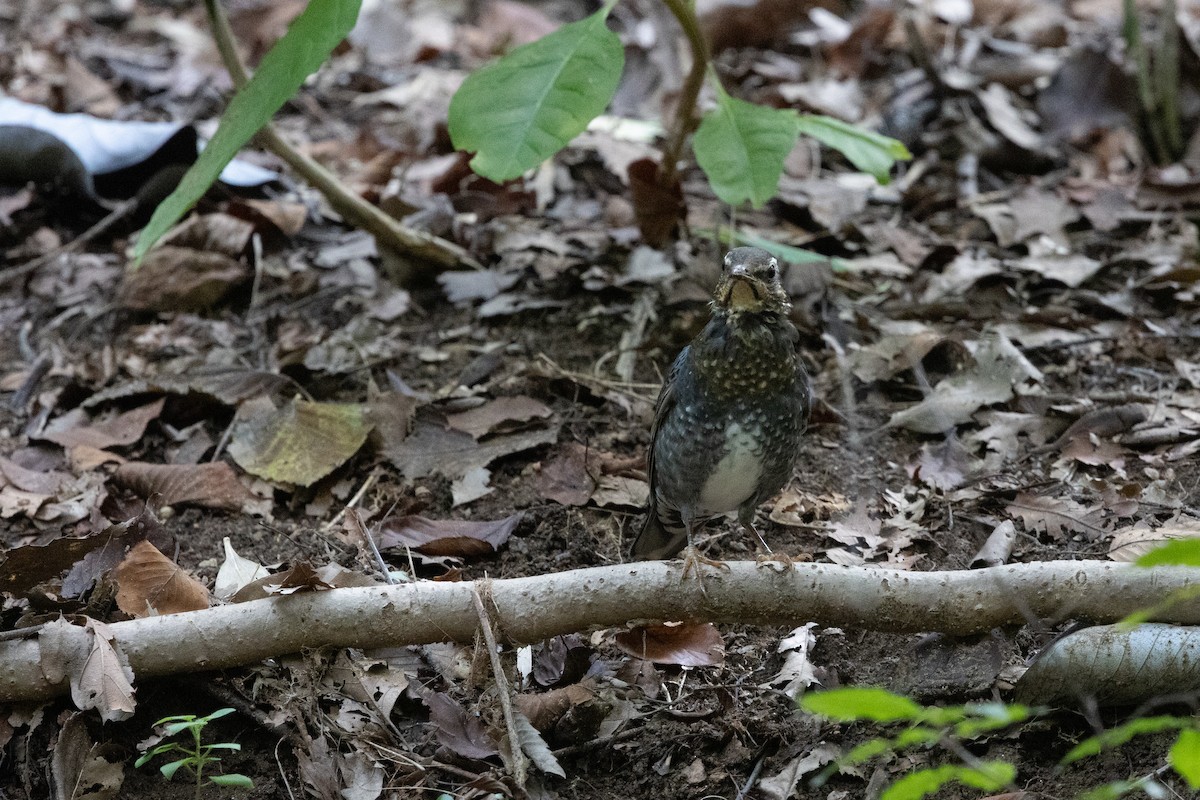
[200,0,481,276]
[614,290,657,383]
[0,198,137,288]
[471,583,528,787]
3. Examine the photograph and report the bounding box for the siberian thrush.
[631,247,811,565]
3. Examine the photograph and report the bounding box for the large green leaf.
[693,84,800,208]
[794,114,911,183]
[449,4,623,181]
[133,0,362,263]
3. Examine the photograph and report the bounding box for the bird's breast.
[697,421,763,515]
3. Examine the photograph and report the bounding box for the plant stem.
[658,0,711,189]
[200,0,482,276]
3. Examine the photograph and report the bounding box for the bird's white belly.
[697,422,762,515]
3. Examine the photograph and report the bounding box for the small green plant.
[801,685,1200,800]
[135,707,253,798]
[801,687,1029,799]
[448,0,910,239]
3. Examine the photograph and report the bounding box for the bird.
[631,246,811,569]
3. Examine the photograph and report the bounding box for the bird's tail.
[630,504,688,561]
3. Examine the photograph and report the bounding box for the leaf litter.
[3,0,1200,798]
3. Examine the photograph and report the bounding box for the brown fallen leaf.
[1006,491,1110,541]
[514,683,598,733]
[39,399,166,451]
[51,712,125,800]
[424,692,499,760]
[382,417,558,482]
[112,461,260,512]
[119,246,250,311]
[114,540,210,617]
[615,622,725,667]
[376,513,522,558]
[446,395,553,439]
[533,442,595,506]
[0,510,165,596]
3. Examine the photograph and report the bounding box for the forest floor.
[2,0,1200,798]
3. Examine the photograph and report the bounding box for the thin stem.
[659,0,710,188]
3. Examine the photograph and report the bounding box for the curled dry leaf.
[514,683,597,733]
[214,537,269,600]
[112,461,260,512]
[229,399,373,487]
[39,618,137,723]
[376,513,521,558]
[614,622,725,667]
[114,540,210,617]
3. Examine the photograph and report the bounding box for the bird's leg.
[679,520,728,582]
[741,506,793,571]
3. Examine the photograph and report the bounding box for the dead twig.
[200,0,480,277]
[472,583,528,787]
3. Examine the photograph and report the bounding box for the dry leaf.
[112,461,259,512]
[114,540,210,617]
[40,399,165,451]
[376,513,521,558]
[446,396,552,439]
[615,622,725,666]
[229,399,373,486]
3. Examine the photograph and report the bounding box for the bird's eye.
[766,261,778,278]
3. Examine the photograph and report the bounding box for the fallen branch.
[4,560,1200,704]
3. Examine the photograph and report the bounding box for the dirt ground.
[3,0,1200,798]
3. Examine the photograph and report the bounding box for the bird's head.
[713,247,790,316]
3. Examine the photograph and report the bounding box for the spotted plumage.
[631,247,811,561]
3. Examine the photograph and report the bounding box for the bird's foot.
[679,546,730,582]
[755,551,795,571]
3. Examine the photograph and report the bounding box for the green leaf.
[210,773,255,788]
[449,3,623,181]
[204,707,238,722]
[1135,538,1200,567]
[162,720,203,736]
[134,0,363,263]
[1170,728,1200,787]
[1062,716,1189,764]
[693,83,800,207]
[801,687,924,722]
[794,114,911,183]
[1078,778,1153,800]
[881,762,1013,800]
[204,743,243,752]
[881,766,957,800]
[160,758,192,780]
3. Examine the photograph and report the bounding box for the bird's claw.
[755,551,795,571]
[679,546,730,581]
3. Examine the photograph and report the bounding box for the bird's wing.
[630,346,690,560]
[645,345,688,495]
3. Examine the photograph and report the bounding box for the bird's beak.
[722,272,763,311]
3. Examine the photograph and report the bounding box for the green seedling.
[135,707,253,799]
